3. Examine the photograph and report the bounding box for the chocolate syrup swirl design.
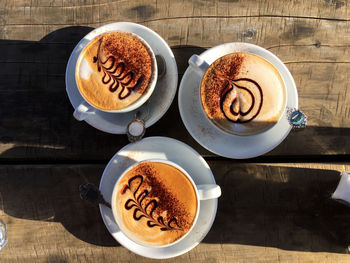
[121,175,183,231]
[220,78,263,123]
[93,39,144,100]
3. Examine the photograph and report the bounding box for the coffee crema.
[200,52,286,135]
[76,32,154,110]
[114,162,197,246]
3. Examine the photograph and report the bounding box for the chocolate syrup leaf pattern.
[147,221,158,228]
[220,78,263,123]
[93,38,144,100]
[122,175,183,231]
[133,209,146,220]
[145,199,157,217]
[137,189,148,203]
[125,199,138,210]
[158,216,165,225]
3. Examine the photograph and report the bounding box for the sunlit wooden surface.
[0,0,350,262]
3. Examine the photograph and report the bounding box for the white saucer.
[178,43,298,159]
[99,136,218,259]
[65,22,178,134]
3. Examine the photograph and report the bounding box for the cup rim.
[198,49,288,137]
[110,158,200,248]
[75,31,158,113]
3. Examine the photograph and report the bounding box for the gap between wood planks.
[0,155,349,165]
[2,14,350,27]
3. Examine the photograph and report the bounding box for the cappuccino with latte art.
[75,32,156,111]
[113,161,198,246]
[200,52,286,135]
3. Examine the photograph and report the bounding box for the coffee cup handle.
[188,54,210,74]
[197,184,221,200]
[73,101,96,121]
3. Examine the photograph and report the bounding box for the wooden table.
[1,0,350,262]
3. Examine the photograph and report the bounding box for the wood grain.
[1,1,350,262]
[0,0,350,159]
[0,162,349,262]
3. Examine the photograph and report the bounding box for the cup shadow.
[0,26,131,161]
[204,161,350,253]
[0,146,141,246]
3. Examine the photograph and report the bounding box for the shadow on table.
[0,148,119,247]
[0,26,208,248]
[204,161,350,254]
[0,25,121,247]
[0,29,210,162]
[0,26,131,162]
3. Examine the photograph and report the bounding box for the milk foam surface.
[79,58,94,80]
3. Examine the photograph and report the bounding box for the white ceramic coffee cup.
[188,45,289,136]
[111,159,221,248]
[73,31,158,121]
[332,171,350,207]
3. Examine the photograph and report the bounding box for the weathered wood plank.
[2,0,349,28]
[0,38,350,158]
[3,16,350,45]
[1,1,350,263]
[0,0,349,160]
[0,163,349,262]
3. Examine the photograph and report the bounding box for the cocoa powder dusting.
[100,32,152,94]
[134,163,192,231]
[201,53,244,118]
